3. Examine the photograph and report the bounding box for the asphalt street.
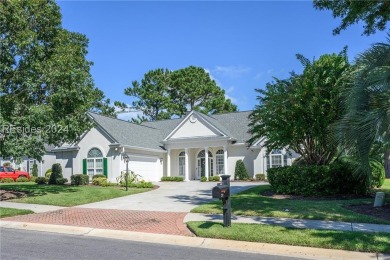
[0,228,298,260]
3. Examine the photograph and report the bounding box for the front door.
[197,158,205,179]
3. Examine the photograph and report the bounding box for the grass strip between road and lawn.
[187,221,390,253]
[191,180,390,224]
[0,183,153,207]
[0,207,34,218]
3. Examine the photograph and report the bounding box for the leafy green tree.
[119,68,173,121]
[313,0,390,35]
[91,90,117,118]
[0,0,101,160]
[171,66,237,117]
[249,50,350,165]
[334,39,390,178]
[48,163,63,185]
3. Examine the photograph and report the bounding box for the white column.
[185,148,189,181]
[167,149,171,177]
[205,147,209,179]
[224,146,228,175]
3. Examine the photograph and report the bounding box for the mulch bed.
[345,204,390,222]
[261,190,371,201]
[0,190,28,201]
[261,190,390,221]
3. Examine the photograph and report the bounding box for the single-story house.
[2,110,299,182]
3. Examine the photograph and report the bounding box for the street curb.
[0,220,381,260]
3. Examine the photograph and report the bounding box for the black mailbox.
[212,185,230,199]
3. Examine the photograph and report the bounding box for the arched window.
[178,151,185,176]
[87,148,103,177]
[197,150,214,176]
[88,148,103,158]
[216,149,224,175]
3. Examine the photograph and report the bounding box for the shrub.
[35,177,48,184]
[31,163,38,177]
[30,176,37,183]
[255,173,266,181]
[16,177,29,182]
[2,162,11,167]
[92,177,109,186]
[123,181,154,188]
[92,174,106,180]
[370,160,385,188]
[116,170,141,185]
[45,169,52,178]
[234,160,249,180]
[208,176,220,182]
[161,176,184,182]
[55,177,68,185]
[71,174,89,185]
[0,178,14,183]
[49,163,63,185]
[267,161,368,196]
[200,176,207,182]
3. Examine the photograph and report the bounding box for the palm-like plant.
[335,37,390,183]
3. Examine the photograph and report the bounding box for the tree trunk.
[385,150,390,179]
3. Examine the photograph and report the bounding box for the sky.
[57,1,388,120]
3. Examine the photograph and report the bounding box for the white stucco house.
[50,110,298,182]
[2,110,299,182]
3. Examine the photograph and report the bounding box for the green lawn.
[0,207,34,218]
[187,221,390,253]
[0,183,152,207]
[191,179,390,224]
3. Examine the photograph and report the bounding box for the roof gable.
[165,111,226,140]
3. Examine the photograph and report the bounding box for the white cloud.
[213,66,251,78]
[117,110,144,122]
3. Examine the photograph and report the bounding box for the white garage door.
[128,156,158,182]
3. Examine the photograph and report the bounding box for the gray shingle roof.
[87,110,252,151]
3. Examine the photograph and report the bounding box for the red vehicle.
[0,166,30,181]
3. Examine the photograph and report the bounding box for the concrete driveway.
[77,181,261,212]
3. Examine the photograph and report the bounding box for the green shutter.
[103,158,108,177]
[83,159,87,175]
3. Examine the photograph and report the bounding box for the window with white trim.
[266,149,283,169]
[178,151,185,176]
[216,150,224,175]
[87,148,103,177]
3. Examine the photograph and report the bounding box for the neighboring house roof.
[79,110,252,151]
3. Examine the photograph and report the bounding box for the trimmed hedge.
[267,161,367,196]
[92,177,108,186]
[49,163,63,185]
[35,177,48,184]
[92,174,106,180]
[71,174,89,185]
[234,160,249,180]
[200,176,207,182]
[16,177,29,182]
[0,178,14,183]
[45,169,52,178]
[208,176,220,182]
[161,176,184,182]
[121,181,154,188]
[55,178,68,185]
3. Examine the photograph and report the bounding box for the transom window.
[178,151,185,176]
[215,150,224,175]
[87,148,103,177]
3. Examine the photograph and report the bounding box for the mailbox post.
[212,174,231,227]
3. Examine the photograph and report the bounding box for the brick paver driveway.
[3,182,260,236]
[3,208,193,236]
[77,181,259,212]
